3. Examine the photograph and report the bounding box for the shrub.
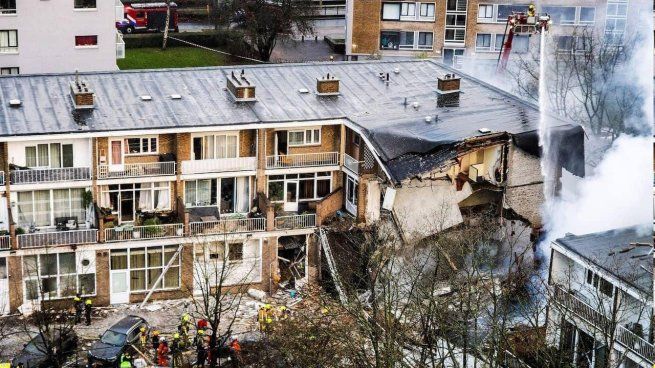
[124,30,254,58]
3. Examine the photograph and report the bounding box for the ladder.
[140,243,184,308]
[318,227,348,305]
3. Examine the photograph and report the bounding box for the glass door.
[284,180,298,212]
[345,175,358,215]
[109,139,124,172]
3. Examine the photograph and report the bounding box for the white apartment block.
[547,227,654,368]
[0,0,124,75]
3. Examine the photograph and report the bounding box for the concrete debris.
[248,288,268,302]
[143,304,163,312]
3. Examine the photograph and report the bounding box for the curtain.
[185,181,196,207]
[226,135,238,158]
[299,179,314,200]
[154,183,170,210]
[197,180,211,206]
[203,136,214,159]
[37,144,48,167]
[17,191,33,226]
[216,135,226,159]
[110,250,128,270]
[34,190,51,226]
[237,177,249,212]
[70,189,85,221]
[52,189,70,220]
[111,141,122,165]
[138,184,151,211]
[49,143,61,168]
[25,147,37,167]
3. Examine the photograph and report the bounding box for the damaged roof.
[554,226,653,296]
[0,60,584,182]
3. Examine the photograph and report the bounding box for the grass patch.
[118,46,247,70]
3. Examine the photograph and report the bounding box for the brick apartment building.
[345,0,635,66]
[0,60,583,314]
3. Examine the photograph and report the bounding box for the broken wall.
[505,145,544,227]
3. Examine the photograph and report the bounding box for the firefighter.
[228,337,242,368]
[277,306,289,321]
[528,4,536,17]
[171,333,183,368]
[73,293,83,324]
[257,306,267,332]
[197,318,208,332]
[138,326,148,351]
[151,330,161,357]
[157,337,170,367]
[0,362,10,368]
[193,328,205,347]
[194,337,207,367]
[84,297,93,326]
[119,351,133,368]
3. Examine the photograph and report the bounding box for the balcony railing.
[11,167,92,185]
[98,162,176,179]
[17,229,98,249]
[0,235,9,250]
[105,223,184,242]
[344,153,360,174]
[275,214,316,230]
[266,152,339,169]
[552,286,655,363]
[190,217,266,236]
[181,157,257,175]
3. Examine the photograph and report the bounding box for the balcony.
[266,152,339,169]
[10,167,92,185]
[17,229,98,249]
[116,31,125,59]
[97,162,176,179]
[275,214,317,230]
[190,217,266,236]
[0,235,9,250]
[552,286,655,363]
[344,154,360,174]
[181,157,257,175]
[105,223,184,242]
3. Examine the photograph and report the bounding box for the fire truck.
[496,4,551,73]
[116,2,179,34]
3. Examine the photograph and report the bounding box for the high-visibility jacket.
[0,362,11,368]
[120,360,132,368]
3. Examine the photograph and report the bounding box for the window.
[228,243,243,262]
[401,2,415,16]
[100,182,171,223]
[494,34,504,51]
[111,246,180,292]
[446,0,466,12]
[606,3,627,17]
[445,28,465,43]
[446,13,467,26]
[579,7,595,24]
[476,33,492,51]
[0,0,16,14]
[287,129,320,146]
[380,31,400,50]
[417,32,433,49]
[419,3,435,18]
[0,30,17,53]
[17,189,85,228]
[270,172,332,202]
[192,133,238,160]
[542,6,576,25]
[512,35,529,53]
[585,269,614,298]
[74,0,96,9]
[124,137,157,155]
[478,4,493,21]
[184,177,250,213]
[25,143,73,168]
[23,252,95,300]
[0,67,18,75]
[399,31,415,49]
[496,5,529,22]
[381,3,401,20]
[75,35,98,47]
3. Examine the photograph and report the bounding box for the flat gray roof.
[554,226,653,295]
[0,60,581,182]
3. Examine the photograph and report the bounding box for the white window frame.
[400,2,415,17]
[23,252,96,301]
[475,33,492,51]
[124,136,158,156]
[542,6,576,26]
[417,32,434,50]
[287,128,321,147]
[0,67,18,75]
[578,7,596,25]
[477,4,494,22]
[100,182,172,223]
[16,188,87,228]
[25,143,74,168]
[113,245,181,293]
[184,176,252,214]
[418,3,435,19]
[495,4,530,24]
[191,132,239,160]
[381,2,401,20]
[398,31,416,50]
[0,29,17,53]
[268,172,333,203]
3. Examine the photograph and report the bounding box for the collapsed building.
[0,60,584,313]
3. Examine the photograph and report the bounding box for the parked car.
[12,330,79,368]
[87,315,149,367]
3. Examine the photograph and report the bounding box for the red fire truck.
[116,2,179,34]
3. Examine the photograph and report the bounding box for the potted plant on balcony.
[143,217,164,238]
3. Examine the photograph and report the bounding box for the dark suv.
[12,330,78,368]
[87,315,149,367]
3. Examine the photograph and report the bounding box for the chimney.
[226,70,256,102]
[316,73,340,96]
[69,72,95,109]
[436,73,461,108]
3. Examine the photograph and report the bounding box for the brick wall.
[260,237,278,293]
[505,145,544,227]
[357,174,377,223]
[95,249,110,306]
[316,187,343,225]
[352,0,382,55]
[288,125,340,155]
[306,234,319,283]
[239,130,256,157]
